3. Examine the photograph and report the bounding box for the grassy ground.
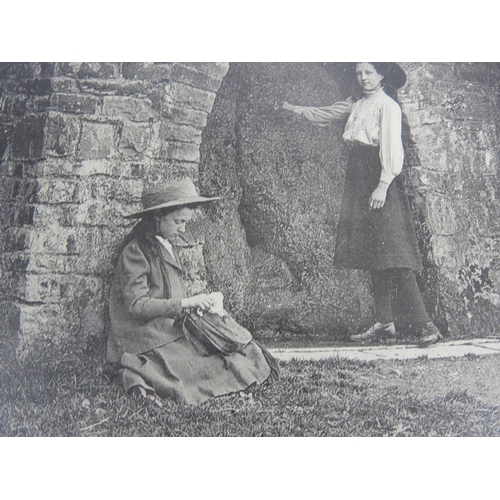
[1,343,500,437]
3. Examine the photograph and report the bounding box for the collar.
[363,86,385,97]
[155,235,176,259]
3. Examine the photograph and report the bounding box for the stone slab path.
[268,338,500,362]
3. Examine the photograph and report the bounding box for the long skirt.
[119,328,279,405]
[333,145,423,271]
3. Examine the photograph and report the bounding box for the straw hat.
[125,179,220,219]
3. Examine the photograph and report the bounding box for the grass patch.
[1,345,500,437]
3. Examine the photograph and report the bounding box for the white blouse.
[292,88,404,185]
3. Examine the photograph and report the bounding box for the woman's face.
[157,207,195,241]
[356,63,384,92]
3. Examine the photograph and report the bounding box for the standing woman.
[107,179,278,405]
[283,62,442,347]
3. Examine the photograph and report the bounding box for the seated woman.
[107,178,279,405]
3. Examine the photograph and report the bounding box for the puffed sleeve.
[120,241,183,320]
[378,99,404,185]
[291,98,353,126]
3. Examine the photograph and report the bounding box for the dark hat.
[364,62,407,89]
[125,178,220,219]
[334,62,406,89]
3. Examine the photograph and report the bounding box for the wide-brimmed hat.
[125,178,220,219]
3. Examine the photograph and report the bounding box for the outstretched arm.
[283,98,353,126]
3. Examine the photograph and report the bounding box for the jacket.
[107,238,186,362]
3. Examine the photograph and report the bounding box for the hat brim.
[125,195,221,219]
[341,62,407,90]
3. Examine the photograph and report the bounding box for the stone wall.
[0,62,228,361]
[400,63,500,336]
[1,62,499,363]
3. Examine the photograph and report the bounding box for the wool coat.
[107,238,186,363]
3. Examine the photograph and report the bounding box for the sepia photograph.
[0,3,498,498]
[2,60,499,438]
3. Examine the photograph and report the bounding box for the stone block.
[14,205,35,226]
[11,95,29,115]
[64,198,135,226]
[79,122,116,160]
[10,113,47,160]
[50,93,100,114]
[26,252,109,275]
[34,203,73,226]
[88,177,143,204]
[162,141,200,162]
[1,227,32,252]
[6,78,53,94]
[36,178,80,204]
[121,62,173,82]
[162,104,208,128]
[79,79,151,96]
[103,96,153,121]
[42,113,81,156]
[29,225,80,254]
[144,160,199,182]
[0,63,42,79]
[37,158,116,177]
[0,201,15,226]
[8,178,37,203]
[19,273,103,309]
[2,252,30,273]
[18,304,66,337]
[171,64,223,93]
[51,78,79,93]
[185,62,229,79]
[77,62,118,79]
[0,124,13,159]
[119,122,152,156]
[78,159,113,176]
[55,62,117,79]
[159,122,202,144]
[27,95,51,112]
[165,82,216,113]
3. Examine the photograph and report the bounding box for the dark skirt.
[119,327,279,405]
[333,145,423,271]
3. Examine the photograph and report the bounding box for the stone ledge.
[269,338,500,362]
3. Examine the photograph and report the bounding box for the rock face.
[199,63,374,341]
[400,63,500,337]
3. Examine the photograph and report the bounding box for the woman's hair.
[369,63,398,100]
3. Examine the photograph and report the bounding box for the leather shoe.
[418,322,443,348]
[350,322,397,343]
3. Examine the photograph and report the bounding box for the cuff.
[379,172,396,185]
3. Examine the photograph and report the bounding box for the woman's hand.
[181,294,214,311]
[282,101,295,112]
[369,182,389,210]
